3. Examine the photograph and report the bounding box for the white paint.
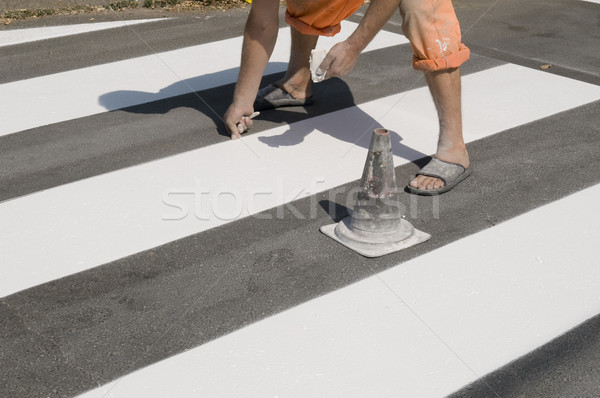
[378,187,600,382]
[1,63,600,297]
[583,0,600,4]
[0,19,167,47]
[434,38,450,54]
[0,21,406,137]
[75,184,600,398]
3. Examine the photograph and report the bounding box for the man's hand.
[316,40,362,80]
[224,103,255,140]
[317,0,401,80]
[223,0,278,139]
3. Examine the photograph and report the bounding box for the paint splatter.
[436,38,450,54]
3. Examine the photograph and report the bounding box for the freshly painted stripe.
[75,183,600,398]
[0,21,406,137]
[0,19,168,48]
[1,63,599,298]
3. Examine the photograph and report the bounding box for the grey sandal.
[253,84,314,111]
[406,157,472,196]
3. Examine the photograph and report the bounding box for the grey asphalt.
[1,1,600,397]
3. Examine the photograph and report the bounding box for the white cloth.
[310,49,328,83]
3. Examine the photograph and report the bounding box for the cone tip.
[374,128,390,136]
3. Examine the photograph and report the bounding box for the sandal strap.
[416,157,466,185]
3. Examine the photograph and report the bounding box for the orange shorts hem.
[285,11,341,37]
[412,43,471,72]
[285,0,364,37]
[400,0,470,71]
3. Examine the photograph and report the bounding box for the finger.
[231,121,243,140]
[316,52,334,77]
[243,116,254,129]
[225,120,239,137]
[235,116,252,136]
[235,119,248,136]
[238,112,257,132]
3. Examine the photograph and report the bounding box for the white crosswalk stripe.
[2,14,599,398]
[2,63,599,298]
[0,21,406,137]
[0,19,169,47]
[75,184,600,398]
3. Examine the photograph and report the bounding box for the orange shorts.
[399,0,470,71]
[285,0,364,37]
[285,0,470,72]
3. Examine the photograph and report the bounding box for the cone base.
[320,216,431,258]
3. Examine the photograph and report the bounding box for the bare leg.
[409,67,470,191]
[274,26,318,99]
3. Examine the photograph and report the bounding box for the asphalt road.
[1,1,600,397]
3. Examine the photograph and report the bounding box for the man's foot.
[274,77,312,100]
[408,150,470,194]
[253,84,314,111]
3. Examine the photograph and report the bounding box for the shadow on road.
[98,66,427,165]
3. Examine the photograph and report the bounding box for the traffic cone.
[320,128,430,257]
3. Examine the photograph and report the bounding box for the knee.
[399,0,437,40]
[399,0,435,19]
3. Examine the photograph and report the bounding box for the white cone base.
[320,217,431,258]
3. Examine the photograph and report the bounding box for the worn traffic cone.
[320,128,430,257]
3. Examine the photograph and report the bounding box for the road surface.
[1,1,600,397]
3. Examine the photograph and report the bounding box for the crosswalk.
[76,184,600,398]
[2,7,600,398]
[2,61,600,298]
[0,20,405,136]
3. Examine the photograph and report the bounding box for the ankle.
[436,146,470,167]
[277,79,312,99]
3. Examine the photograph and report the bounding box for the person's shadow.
[98,65,427,165]
[255,76,426,164]
[96,66,291,138]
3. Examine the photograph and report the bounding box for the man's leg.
[273,26,318,100]
[409,67,470,190]
[399,0,471,192]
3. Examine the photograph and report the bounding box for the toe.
[416,177,445,191]
[433,178,445,190]
[409,175,423,188]
[410,175,446,191]
[425,178,436,191]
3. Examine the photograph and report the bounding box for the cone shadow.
[318,200,351,223]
